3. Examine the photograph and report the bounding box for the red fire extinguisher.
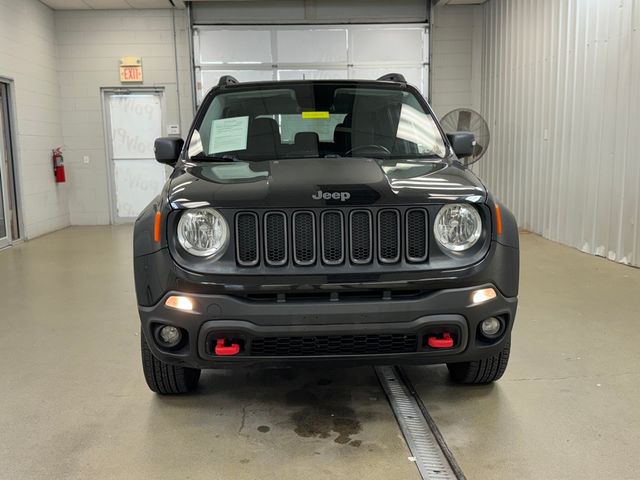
[52,147,66,183]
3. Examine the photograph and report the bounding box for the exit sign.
[119,56,143,83]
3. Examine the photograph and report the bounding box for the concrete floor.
[405,232,640,479]
[1,227,639,479]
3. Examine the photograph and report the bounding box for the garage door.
[193,24,429,103]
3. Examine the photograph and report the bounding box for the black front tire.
[447,336,511,384]
[141,329,201,394]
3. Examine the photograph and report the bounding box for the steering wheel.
[344,144,391,157]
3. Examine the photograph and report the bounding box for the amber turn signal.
[495,203,503,236]
[153,211,162,243]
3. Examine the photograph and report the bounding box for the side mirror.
[154,137,184,165]
[446,132,476,158]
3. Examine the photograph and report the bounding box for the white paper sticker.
[210,116,249,154]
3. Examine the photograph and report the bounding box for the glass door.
[103,90,167,223]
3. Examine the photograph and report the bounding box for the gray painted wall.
[0,0,69,239]
[477,0,640,267]
[430,4,483,118]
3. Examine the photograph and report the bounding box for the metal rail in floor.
[376,366,466,480]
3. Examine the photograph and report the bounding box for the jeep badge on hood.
[312,190,351,201]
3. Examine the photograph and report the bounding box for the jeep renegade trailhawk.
[133,74,519,394]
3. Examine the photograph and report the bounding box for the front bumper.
[139,283,517,369]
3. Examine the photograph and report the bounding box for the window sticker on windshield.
[301,111,330,119]
[209,116,249,154]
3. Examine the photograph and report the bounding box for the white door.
[0,85,11,248]
[104,90,167,223]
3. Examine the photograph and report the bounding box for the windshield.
[187,83,447,162]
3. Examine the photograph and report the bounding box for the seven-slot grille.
[235,208,429,267]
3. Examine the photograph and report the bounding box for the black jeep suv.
[133,75,519,394]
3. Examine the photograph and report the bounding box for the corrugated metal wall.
[478,0,640,267]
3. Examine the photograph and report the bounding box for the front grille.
[235,212,259,266]
[250,333,418,356]
[406,209,428,262]
[321,211,344,265]
[378,209,400,263]
[264,212,287,266]
[235,207,428,267]
[350,210,373,264]
[293,211,316,265]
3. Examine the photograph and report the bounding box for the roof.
[215,73,408,90]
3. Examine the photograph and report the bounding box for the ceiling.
[39,0,186,9]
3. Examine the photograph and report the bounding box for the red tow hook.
[214,338,240,356]
[427,332,454,349]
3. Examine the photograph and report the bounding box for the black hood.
[167,157,487,209]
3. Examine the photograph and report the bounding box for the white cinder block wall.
[55,9,193,225]
[0,0,69,239]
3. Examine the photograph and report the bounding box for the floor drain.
[375,366,465,480]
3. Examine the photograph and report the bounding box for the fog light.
[165,295,194,312]
[480,317,503,338]
[471,287,497,305]
[159,325,182,347]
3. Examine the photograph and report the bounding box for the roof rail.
[376,73,407,84]
[218,75,239,88]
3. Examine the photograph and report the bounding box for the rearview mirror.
[446,132,476,158]
[154,137,184,166]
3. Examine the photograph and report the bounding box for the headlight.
[434,203,482,252]
[177,208,229,258]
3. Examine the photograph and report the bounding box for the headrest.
[246,117,281,156]
[294,132,319,151]
[250,118,280,139]
[333,114,352,146]
[332,92,355,112]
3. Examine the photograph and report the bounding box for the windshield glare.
[188,83,447,161]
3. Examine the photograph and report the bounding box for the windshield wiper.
[190,153,241,162]
[396,154,442,160]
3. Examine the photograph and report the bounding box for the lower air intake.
[250,333,418,356]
